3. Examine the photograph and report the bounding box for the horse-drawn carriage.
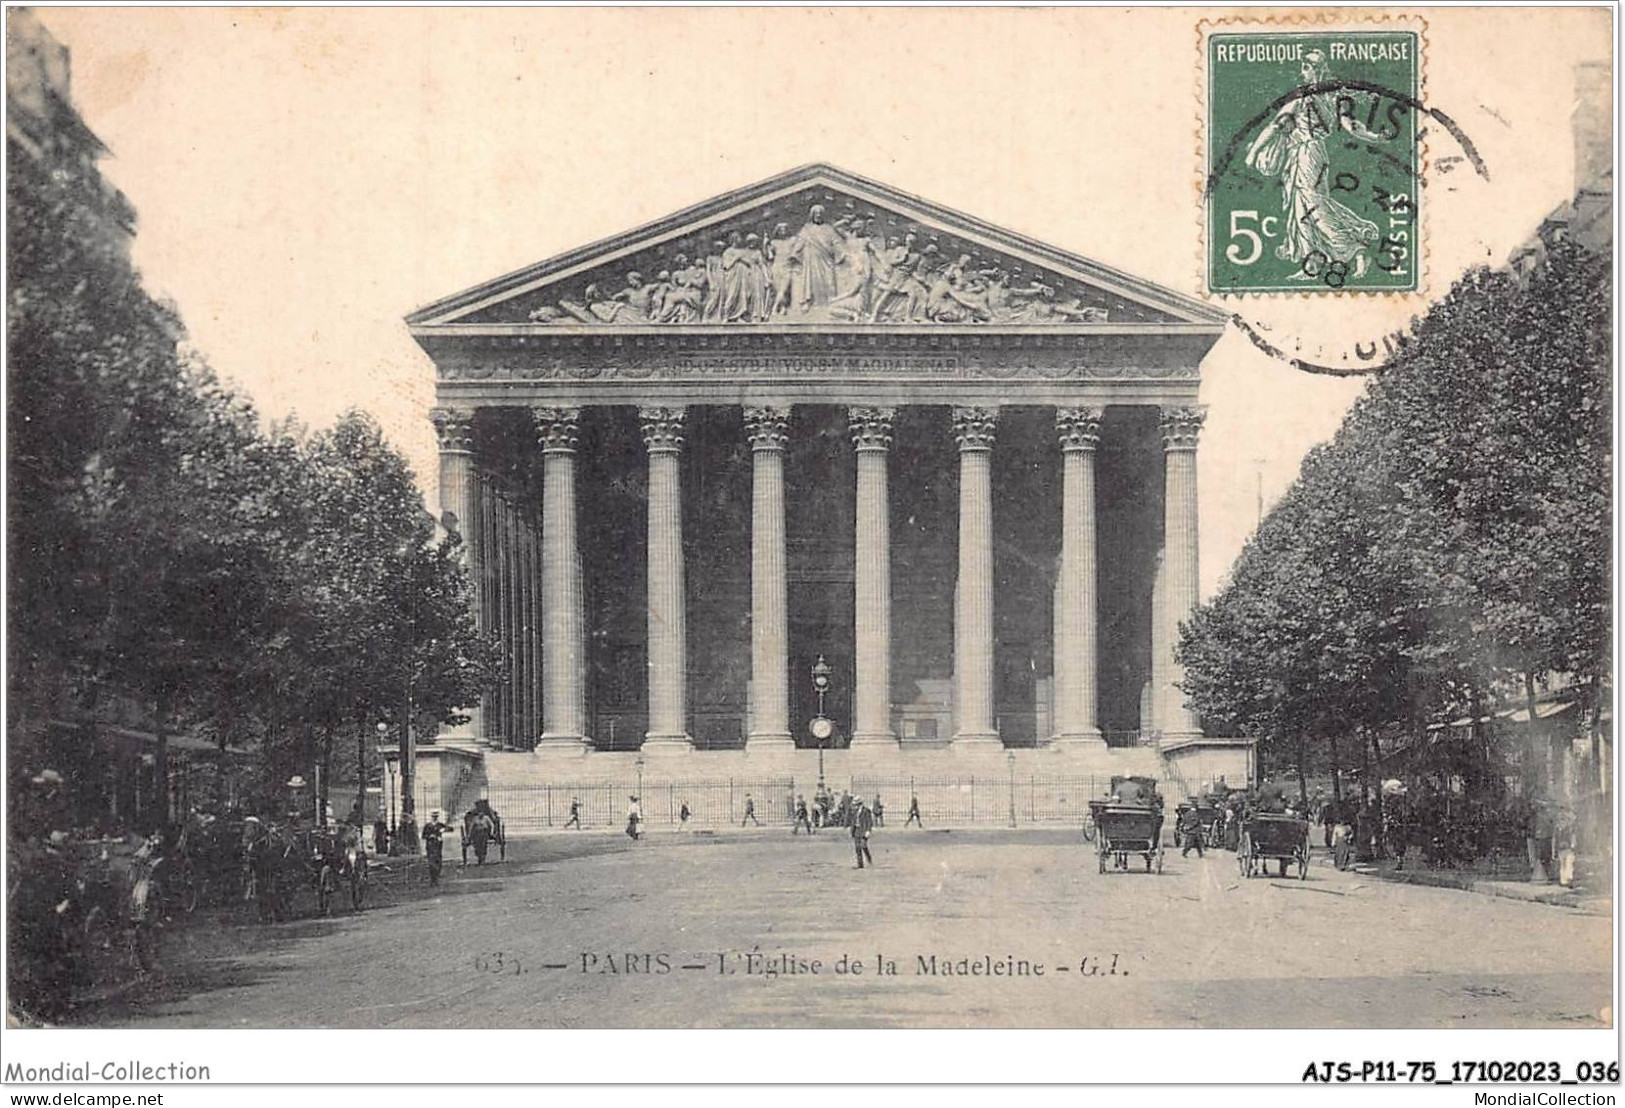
[65,834,174,977]
[245,821,367,920]
[461,800,504,865]
[1238,813,1311,879]
[1089,777,1166,874]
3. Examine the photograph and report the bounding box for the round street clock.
[809,716,834,741]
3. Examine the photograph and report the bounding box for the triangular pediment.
[407,164,1226,329]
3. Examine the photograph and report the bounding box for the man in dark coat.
[1177,804,1205,857]
[851,797,875,869]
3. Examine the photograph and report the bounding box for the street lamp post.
[377,721,393,849]
[809,655,833,790]
[1007,749,1018,829]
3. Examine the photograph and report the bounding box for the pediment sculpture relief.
[525,202,1115,327]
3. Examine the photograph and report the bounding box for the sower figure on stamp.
[1245,48,1390,280]
[851,795,875,869]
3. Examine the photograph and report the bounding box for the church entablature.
[410,164,1225,406]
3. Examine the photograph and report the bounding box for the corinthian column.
[519,517,538,747]
[951,407,1002,750]
[534,407,588,750]
[1052,407,1106,747]
[745,406,793,752]
[849,407,898,747]
[430,407,483,740]
[480,479,500,743]
[1157,405,1206,744]
[641,407,693,751]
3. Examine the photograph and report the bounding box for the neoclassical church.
[406,164,1247,791]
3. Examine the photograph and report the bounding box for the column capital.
[1159,405,1207,451]
[743,406,791,452]
[429,407,475,454]
[848,407,896,452]
[952,406,999,452]
[639,406,687,454]
[1056,406,1103,452]
[532,406,582,453]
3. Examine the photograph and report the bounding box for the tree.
[1179,242,1609,811]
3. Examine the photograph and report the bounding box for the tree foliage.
[1178,243,1610,781]
[9,140,493,821]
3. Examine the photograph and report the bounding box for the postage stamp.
[1204,23,1423,294]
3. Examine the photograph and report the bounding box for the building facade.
[408,166,1234,782]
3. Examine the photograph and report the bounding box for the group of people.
[789,787,885,833]
[530,204,1112,327]
[418,799,502,886]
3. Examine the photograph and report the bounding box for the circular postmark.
[1203,27,1487,299]
[1202,26,1490,372]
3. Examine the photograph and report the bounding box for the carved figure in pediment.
[927,253,996,323]
[719,231,772,322]
[557,273,655,325]
[787,204,843,312]
[766,222,795,316]
[702,239,728,321]
[648,271,675,322]
[656,253,706,323]
[830,218,877,315]
[981,268,1015,320]
[869,234,929,322]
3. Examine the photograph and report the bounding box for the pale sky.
[35,7,1610,598]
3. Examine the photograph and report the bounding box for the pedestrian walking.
[422,811,448,887]
[904,794,922,828]
[872,795,885,827]
[793,795,812,835]
[851,795,875,869]
[679,801,691,828]
[564,798,581,830]
[1177,803,1205,858]
[741,794,760,827]
[626,795,642,841]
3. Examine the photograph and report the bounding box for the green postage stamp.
[1204,23,1422,294]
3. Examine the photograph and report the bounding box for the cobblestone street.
[78,828,1611,1030]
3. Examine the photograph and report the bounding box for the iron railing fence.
[850,775,1105,826]
[481,778,797,832]
[467,774,1117,832]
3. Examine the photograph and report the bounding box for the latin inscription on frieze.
[436,355,1197,382]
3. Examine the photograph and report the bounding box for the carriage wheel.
[1298,845,1309,880]
[80,905,117,977]
[351,863,367,911]
[132,923,161,974]
[317,866,336,916]
[1156,846,1165,875]
[175,871,199,916]
[1097,844,1107,874]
